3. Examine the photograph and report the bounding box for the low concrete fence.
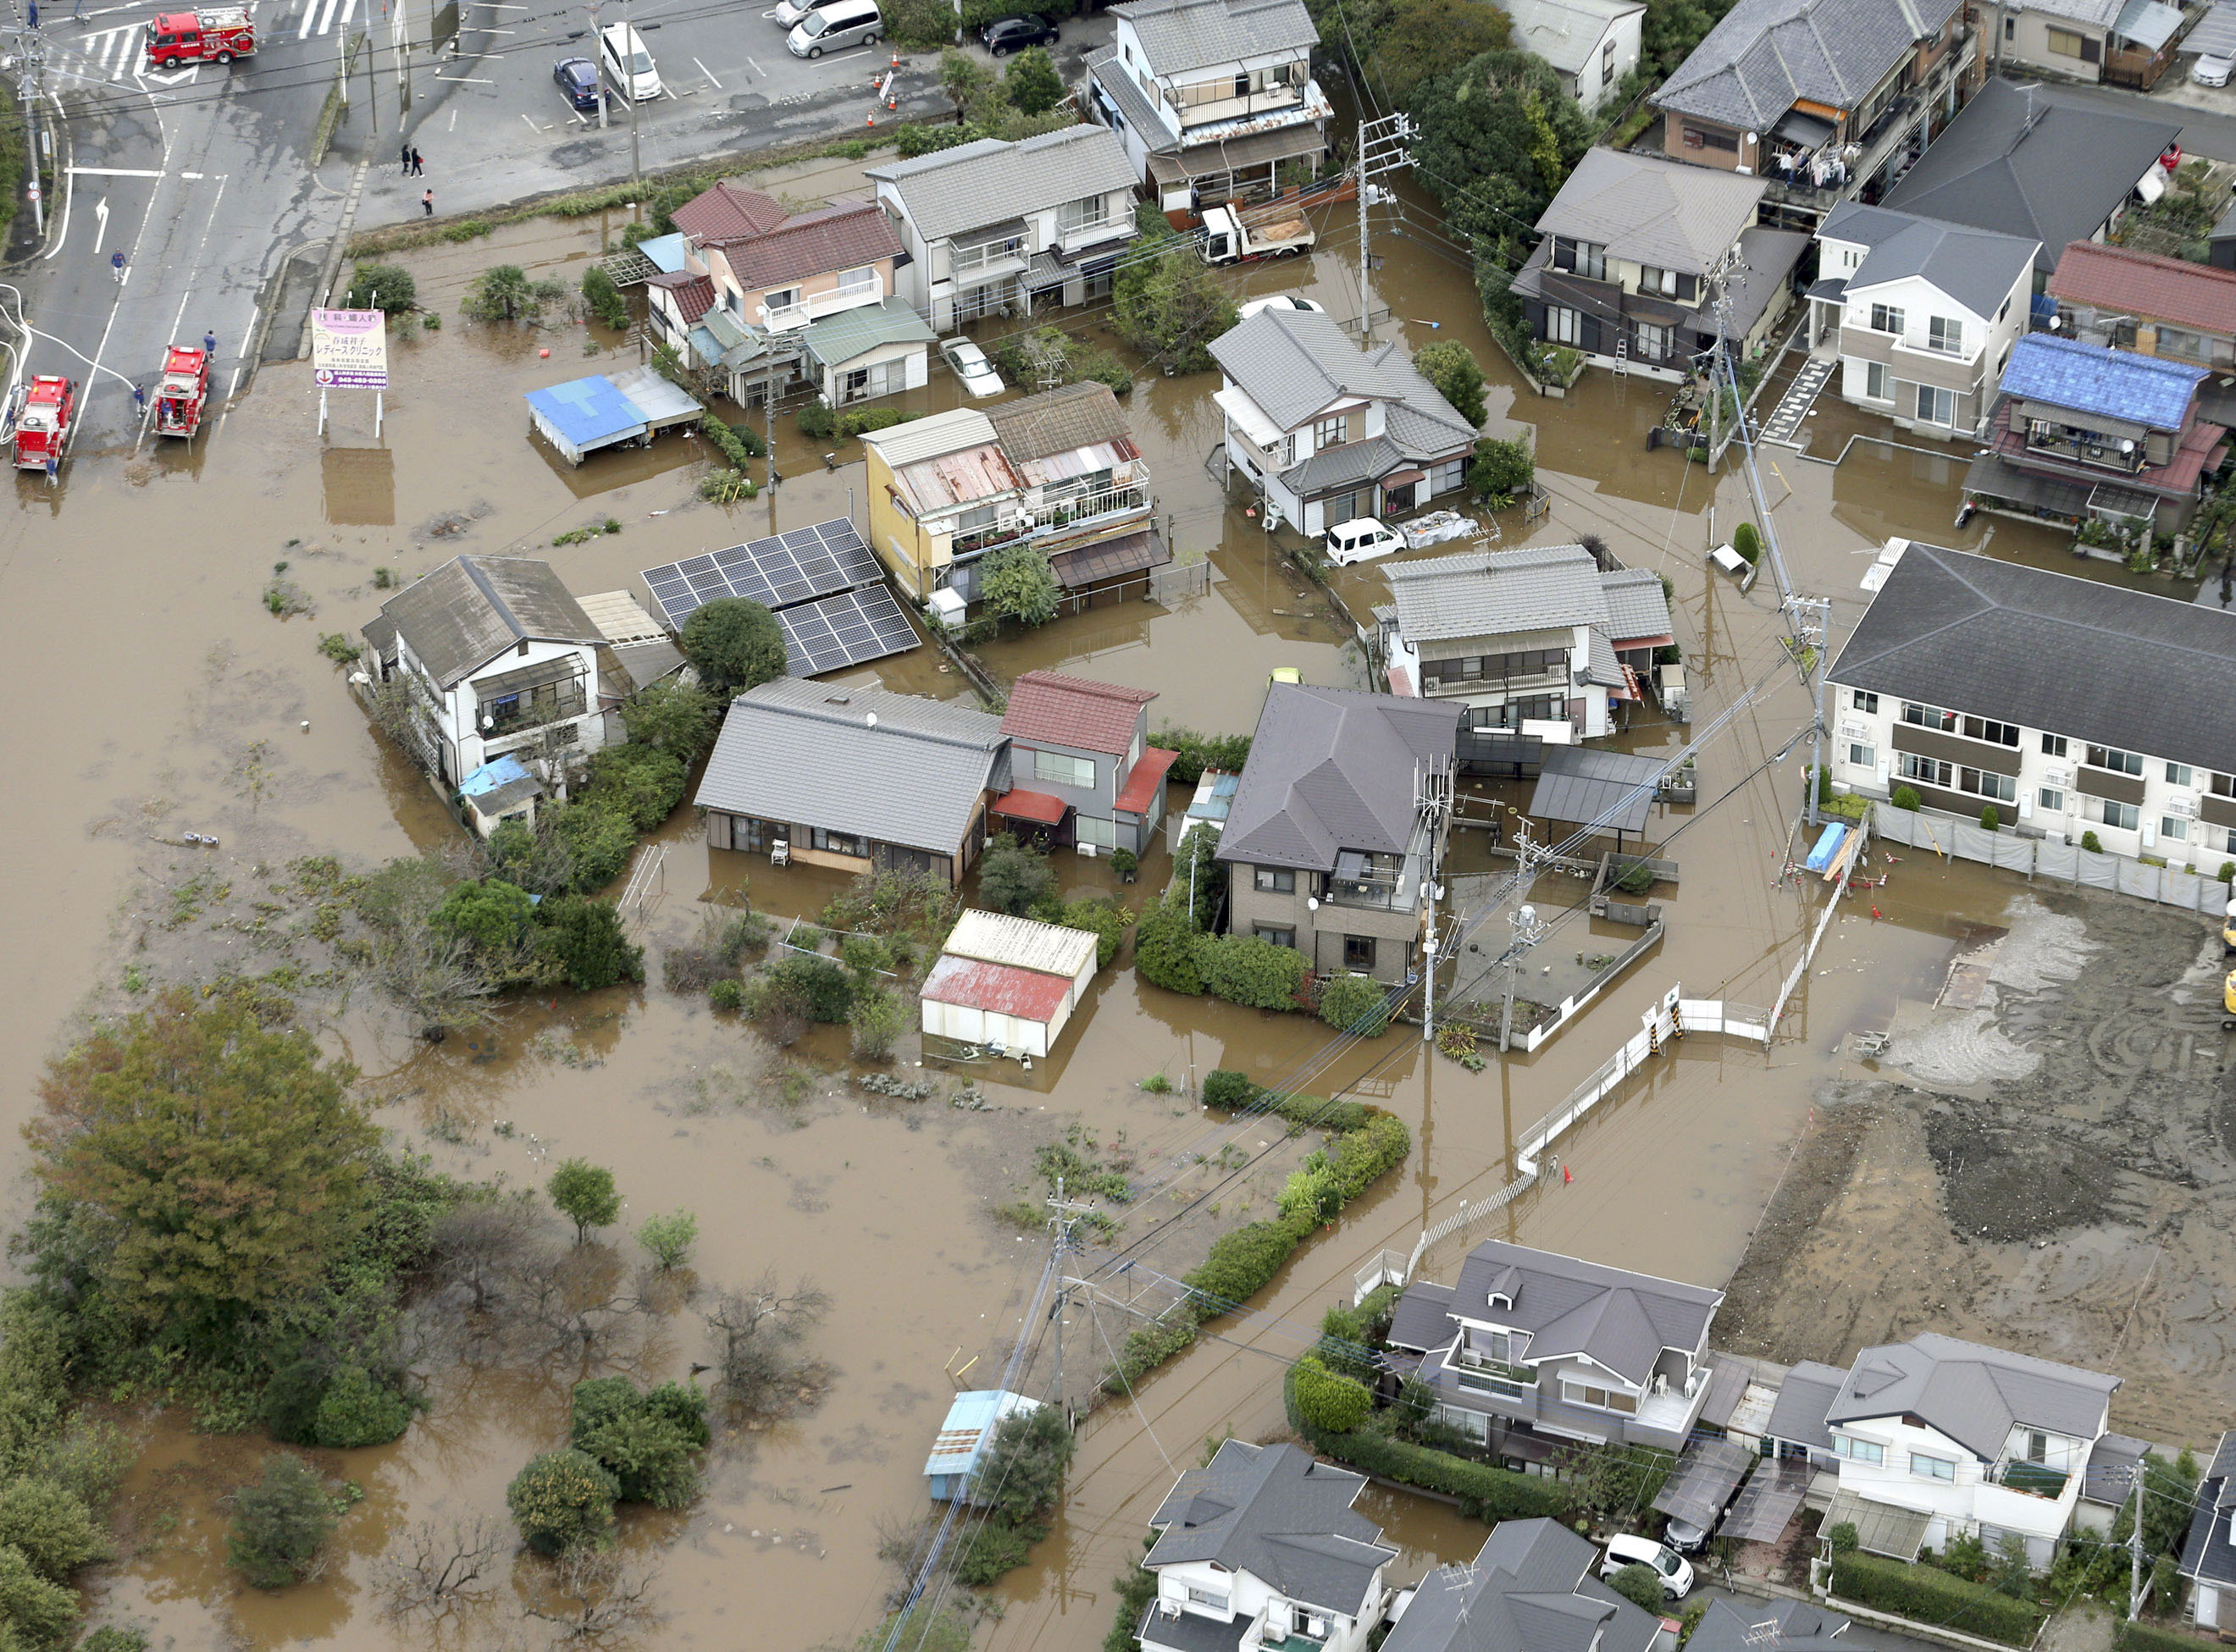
[1872,801,2228,917]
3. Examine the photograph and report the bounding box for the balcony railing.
[951,239,1026,279]
[1173,81,1306,130]
[1989,1460,2071,1500]
[1249,1605,1334,1652]
[1449,1348,1534,1396]
[944,481,1151,557]
[761,284,882,329]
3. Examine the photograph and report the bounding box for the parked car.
[2194,50,2233,86]
[979,12,1058,52]
[940,337,1004,398]
[772,0,855,27]
[787,0,880,56]
[599,21,661,100]
[1325,517,1406,566]
[1663,1514,1712,1553]
[1239,294,1327,318]
[1600,1535,1693,1601]
[552,56,607,112]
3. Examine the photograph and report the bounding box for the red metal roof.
[671,180,789,246]
[1001,671,1157,754]
[993,787,1071,826]
[646,271,716,325]
[1113,746,1178,816]
[2049,240,2236,340]
[922,954,1072,1022]
[724,201,901,296]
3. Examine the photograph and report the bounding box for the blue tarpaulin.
[459,754,533,798]
[524,374,647,464]
[1803,823,1849,873]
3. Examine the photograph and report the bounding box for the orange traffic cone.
[1562,1164,1573,1185]
[888,94,897,109]
[866,111,876,125]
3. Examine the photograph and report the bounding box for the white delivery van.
[1325,517,1406,566]
[599,21,662,101]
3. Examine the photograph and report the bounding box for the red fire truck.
[11,376,75,471]
[147,8,256,66]
[154,344,209,439]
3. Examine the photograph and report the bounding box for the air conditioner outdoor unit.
[1078,842,1099,858]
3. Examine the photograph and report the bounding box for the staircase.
[1760,356,1835,448]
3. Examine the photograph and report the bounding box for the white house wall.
[1148,1556,1382,1652]
[1829,266,2028,440]
[1829,1414,2084,1551]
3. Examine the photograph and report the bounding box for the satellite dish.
[866,711,878,727]
[1307,897,1320,911]
[1745,131,1757,144]
[1519,903,1537,925]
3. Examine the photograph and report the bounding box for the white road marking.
[522,111,541,133]
[745,55,764,74]
[168,285,192,340]
[448,103,457,130]
[433,73,494,81]
[66,166,164,177]
[694,54,721,87]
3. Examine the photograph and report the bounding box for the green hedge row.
[2115,1621,2211,1652]
[1282,1361,1572,1521]
[1829,1553,2047,1646]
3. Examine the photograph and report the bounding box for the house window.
[1870,303,1905,335]
[1255,866,1296,893]
[1962,716,2020,747]
[1033,749,1096,789]
[834,266,877,296]
[2040,788,2066,813]
[765,285,800,316]
[1187,1586,1230,1612]
[1832,1434,1885,1466]
[1076,814,1119,849]
[1912,1453,1957,1483]
[1960,768,2016,804]
[1635,323,1670,362]
[1927,316,1963,355]
[1916,384,1956,427]
[2101,799,2141,832]
[1254,925,1297,948]
[2158,326,2206,361]
[1560,1379,1639,1415]
[1899,753,1953,789]
[2163,815,2190,842]
[1058,195,1110,237]
[2217,772,2236,798]
[1684,124,1740,152]
[1853,689,1879,714]
[1865,362,1891,402]
[1638,265,1679,297]
[811,826,868,857]
[1849,743,1877,769]
[1431,457,1467,494]
[1312,414,1347,451]
[1903,701,1957,732]
[2043,733,2068,758]
[2087,745,2145,776]
[2046,25,2086,56]
[1545,307,1582,345]
[1344,935,1376,971]
[1552,238,1607,280]
[2168,762,2194,787]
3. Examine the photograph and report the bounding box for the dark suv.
[979,13,1058,52]
[553,57,608,112]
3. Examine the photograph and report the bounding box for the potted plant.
[1110,847,1138,883]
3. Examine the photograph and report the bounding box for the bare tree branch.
[520,1547,661,1643]
[703,1269,832,1415]
[377,1516,505,1622]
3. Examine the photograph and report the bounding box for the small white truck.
[1199,201,1315,265]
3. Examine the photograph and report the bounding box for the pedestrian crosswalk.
[53,24,146,85]
[291,0,360,41]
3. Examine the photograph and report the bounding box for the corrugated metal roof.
[1528,744,1666,836]
[1110,0,1319,75]
[800,296,938,369]
[575,588,667,647]
[986,382,1132,462]
[922,953,1075,1020]
[1535,149,1763,277]
[2050,239,2236,340]
[866,125,1139,246]
[942,909,1099,980]
[1386,543,1613,644]
[894,442,1021,515]
[922,1390,1040,1478]
[862,406,999,468]
[376,555,605,689]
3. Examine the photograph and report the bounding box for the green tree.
[980,544,1062,627]
[570,1378,710,1509]
[1004,45,1063,113]
[1197,932,1308,1010]
[430,879,538,958]
[637,1209,699,1270]
[581,743,689,831]
[678,596,789,698]
[227,1455,338,1588]
[26,991,380,1339]
[0,1481,102,1581]
[534,896,646,991]
[849,988,904,1060]
[1412,50,1594,243]
[1133,902,1207,996]
[1608,1563,1665,1614]
[308,1364,413,1449]
[506,1450,619,1554]
[0,1544,77,1646]
[1731,522,1762,563]
[464,264,540,323]
[764,953,855,1021]
[548,1160,623,1244]
[1362,0,1513,104]
[978,834,1055,916]
[1469,434,1535,501]
[617,680,721,760]
[1415,340,1487,428]
[343,262,417,314]
[971,1404,1075,1526]
[1115,217,1240,373]
[938,44,995,117]
[581,263,629,329]
[1291,1354,1372,1433]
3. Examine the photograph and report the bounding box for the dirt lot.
[1717,891,2236,1447]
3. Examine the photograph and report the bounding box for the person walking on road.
[400,141,411,174]
[202,330,216,358]
[421,189,434,217]
[110,250,125,285]
[410,146,423,176]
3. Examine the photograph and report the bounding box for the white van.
[599,22,662,101]
[787,0,879,54]
[1600,1534,1694,1601]
[1325,517,1406,566]
[772,0,852,25]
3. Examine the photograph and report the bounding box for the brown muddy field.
[0,154,2207,1652]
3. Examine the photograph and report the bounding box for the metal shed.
[923,1390,1041,1502]
[920,911,1101,1058]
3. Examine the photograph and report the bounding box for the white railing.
[951,240,1025,279]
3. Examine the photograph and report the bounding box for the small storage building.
[924,1390,1042,1503]
[919,910,1099,1058]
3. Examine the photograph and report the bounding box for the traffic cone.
[1562,1164,1573,1185]
[888,94,897,109]
[866,111,876,125]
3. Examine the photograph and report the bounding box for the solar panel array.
[776,587,922,677]
[639,519,880,628]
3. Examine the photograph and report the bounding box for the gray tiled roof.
[1686,1599,1851,1652]
[1764,1359,1847,1451]
[1598,567,1675,644]
[1535,149,1763,276]
[1112,0,1318,75]
[1088,48,1176,153]
[1654,0,1959,130]
[1825,1331,2118,1463]
[1384,1519,1660,1652]
[1446,1240,1722,1389]
[1829,539,2236,780]
[1502,0,1646,75]
[1387,1281,1458,1353]
[694,678,1007,853]
[1882,80,2179,277]
[375,555,604,690]
[1214,682,1461,871]
[1211,308,1476,447]
[1147,1441,1395,1616]
[1818,202,2039,321]
[866,125,1137,246]
[1386,544,1613,645]
[2182,1430,2236,1588]
[1284,434,1401,494]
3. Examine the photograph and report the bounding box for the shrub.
[1198,931,1308,1010]
[1003,44,1064,113]
[343,262,417,313]
[227,1455,338,1588]
[767,953,855,1022]
[1415,340,1487,428]
[1110,847,1138,878]
[2083,831,2103,853]
[1201,1069,1259,1111]
[506,1450,620,1554]
[979,834,1056,915]
[570,1378,708,1509]
[2118,1619,2210,1652]
[1829,1552,2046,1644]
[637,1209,698,1270]
[535,895,645,991]
[1318,973,1389,1036]
[1828,1522,1859,1554]
[1892,786,1922,811]
[1133,902,1205,994]
[0,1544,78,1644]
[1291,1355,1372,1433]
[1285,1362,1570,1519]
[462,264,539,323]
[664,907,771,992]
[849,986,904,1060]
[548,1158,623,1243]
[548,799,640,892]
[981,544,1062,627]
[1468,434,1534,501]
[1732,522,1763,564]
[2219,861,2235,884]
[1154,726,1251,785]
[581,263,629,329]
[0,1479,102,1580]
[582,743,689,830]
[431,878,537,957]
[1979,804,2001,832]
[679,596,789,697]
[1327,1113,1410,1202]
[1058,897,1130,968]
[309,1365,412,1448]
[708,978,744,1011]
[1609,1564,1666,1613]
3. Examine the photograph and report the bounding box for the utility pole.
[395,0,411,118]
[1353,111,1414,343]
[1046,1179,1095,1428]
[622,0,641,203]
[590,0,608,128]
[1790,595,1830,829]
[367,14,379,134]
[19,38,43,238]
[2128,1474,2145,1619]
[1419,759,1453,1044]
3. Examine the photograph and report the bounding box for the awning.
[1719,1457,1813,1544]
[2089,481,2161,520]
[1528,743,1668,837]
[2113,0,2183,50]
[1115,746,1180,816]
[1455,729,1543,776]
[1773,108,1836,147]
[1049,528,1171,591]
[1146,122,1329,186]
[1382,467,1427,488]
[1962,450,2094,517]
[1824,1490,1933,1561]
[993,787,1071,826]
[1652,1439,1757,1533]
[1023,251,1069,294]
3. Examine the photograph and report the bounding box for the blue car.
[553,56,608,113]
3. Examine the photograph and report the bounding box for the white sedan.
[1239,294,1327,319]
[940,337,1004,398]
[2195,47,2234,86]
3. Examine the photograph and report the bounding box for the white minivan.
[599,22,662,101]
[1600,1534,1694,1601]
[787,0,880,55]
[772,0,852,25]
[1324,517,1406,566]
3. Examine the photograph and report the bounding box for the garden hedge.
[2115,1622,2211,1652]
[1283,1361,1571,1520]
[1828,1552,2047,1645]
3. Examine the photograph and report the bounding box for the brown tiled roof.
[2049,240,2236,339]
[986,382,1132,461]
[645,271,716,324]
[671,180,788,246]
[723,200,901,293]
[1001,670,1157,754]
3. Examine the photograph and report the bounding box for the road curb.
[297,157,372,362]
[5,82,75,273]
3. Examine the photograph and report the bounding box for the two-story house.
[1829,539,2236,868]
[860,383,1165,611]
[359,555,619,790]
[1383,1518,1663,1652]
[1962,332,2228,534]
[1499,0,1645,111]
[1384,1240,1729,1464]
[2048,240,2236,423]
[1990,0,2187,89]
[1134,1440,1397,1652]
[1209,307,1477,537]
[996,670,1178,854]
[1216,682,1461,985]
[2179,1432,2236,1629]
[1085,0,1331,217]
[645,182,922,407]
[1811,203,2037,439]
[1511,149,1807,378]
[1768,1331,2120,1567]
[1651,0,1977,226]
[866,126,1141,330]
[1379,544,1674,743]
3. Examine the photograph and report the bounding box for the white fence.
[1872,801,2227,915]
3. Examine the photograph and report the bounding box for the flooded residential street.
[3,159,2224,1652]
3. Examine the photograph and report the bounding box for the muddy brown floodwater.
[0,158,2202,1652]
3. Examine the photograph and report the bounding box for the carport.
[1527,745,1667,850]
[1719,1456,1813,1544]
[1651,1439,1756,1538]
[1823,1489,1932,1561]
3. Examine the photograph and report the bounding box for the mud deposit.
[1718,892,2236,1444]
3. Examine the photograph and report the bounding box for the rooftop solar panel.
[775,586,922,677]
[638,517,880,629]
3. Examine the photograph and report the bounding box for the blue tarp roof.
[459,753,534,798]
[524,374,647,449]
[2001,333,2205,430]
[635,231,689,274]
[1803,822,1848,873]
[922,1390,1039,1480]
